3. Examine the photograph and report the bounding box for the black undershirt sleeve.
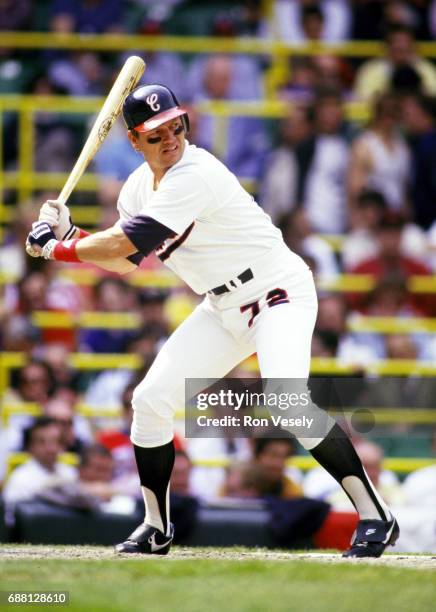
[126,252,146,265]
[121,214,176,258]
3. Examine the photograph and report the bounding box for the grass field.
[1,546,435,612]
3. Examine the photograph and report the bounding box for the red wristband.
[53,239,81,262]
[78,228,90,238]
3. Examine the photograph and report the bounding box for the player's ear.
[127,129,140,151]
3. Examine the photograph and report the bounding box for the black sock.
[309,423,390,521]
[133,440,175,535]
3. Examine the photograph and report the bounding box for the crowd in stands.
[0,1,435,551]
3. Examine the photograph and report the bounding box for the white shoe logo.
[148,532,169,552]
[365,528,376,535]
[146,93,160,112]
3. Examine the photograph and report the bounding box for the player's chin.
[161,147,182,164]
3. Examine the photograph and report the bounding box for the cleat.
[343,517,400,558]
[115,523,174,555]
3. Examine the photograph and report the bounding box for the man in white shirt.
[2,417,76,523]
[26,84,398,558]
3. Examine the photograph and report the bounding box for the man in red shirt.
[348,211,433,315]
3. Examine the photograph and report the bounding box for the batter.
[27,84,399,558]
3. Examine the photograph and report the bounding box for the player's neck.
[152,167,170,190]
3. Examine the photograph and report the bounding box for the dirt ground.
[1,545,435,569]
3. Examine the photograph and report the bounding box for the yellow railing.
[2,352,436,398]
[2,401,435,427]
[3,31,436,57]
[0,264,435,294]
[1,30,436,204]
[0,95,369,204]
[4,450,435,477]
[7,310,436,335]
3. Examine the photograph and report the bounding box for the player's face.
[129,118,185,173]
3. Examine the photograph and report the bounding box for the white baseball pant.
[131,245,336,447]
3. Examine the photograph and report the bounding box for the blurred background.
[0,0,435,553]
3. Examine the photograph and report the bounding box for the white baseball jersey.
[117,141,286,294]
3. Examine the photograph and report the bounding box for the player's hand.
[26,221,58,260]
[39,200,77,240]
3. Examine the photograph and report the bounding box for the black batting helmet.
[122,84,189,133]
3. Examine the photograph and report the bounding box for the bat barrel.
[58,55,145,205]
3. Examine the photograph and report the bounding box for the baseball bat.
[57,55,145,205]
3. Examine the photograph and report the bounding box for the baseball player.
[27,84,399,558]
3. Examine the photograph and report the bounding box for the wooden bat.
[58,55,145,205]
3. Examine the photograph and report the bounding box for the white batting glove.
[39,200,77,240]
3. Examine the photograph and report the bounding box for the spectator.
[0,360,58,480]
[220,461,261,498]
[170,450,193,496]
[37,343,79,392]
[77,444,115,502]
[2,417,76,519]
[97,381,141,498]
[188,433,252,501]
[312,54,354,95]
[297,88,350,233]
[79,277,139,354]
[401,93,436,230]
[3,269,77,352]
[45,395,93,454]
[50,0,125,34]
[347,211,434,315]
[342,190,387,269]
[280,209,339,281]
[4,360,57,406]
[353,24,436,100]
[124,21,187,98]
[394,464,436,552]
[260,105,314,223]
[264,0,351,43]
[48,51,109,97]
[190,55,268,182]
[300,4,325,41]
[0,200,42,281]
[315,293,381,366]
[279,57,318,102]
[385,333,419,360]
[28,443,137,514]
[348,93,411,214]
[137,288,170,338]
[345,275,436,363]
[251,435,303,499]
[304,439,403,509]
[83,336,157,411]
[30,74,78,173]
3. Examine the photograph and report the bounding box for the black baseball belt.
[209,268,254,296]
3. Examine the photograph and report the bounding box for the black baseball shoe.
[115,522,174,555]
[343,516,400,558]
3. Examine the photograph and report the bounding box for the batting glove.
[26,221,58,259]
[39,200,77,240]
